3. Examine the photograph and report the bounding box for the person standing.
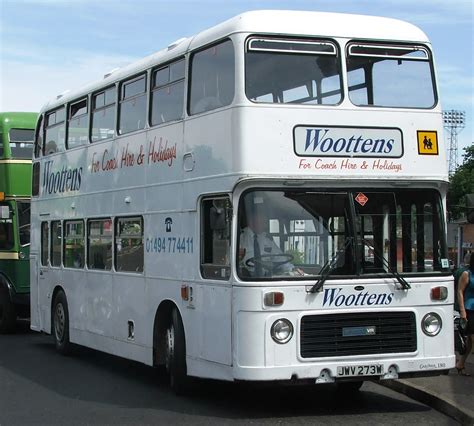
[456,252,474,375]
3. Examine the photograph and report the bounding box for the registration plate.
[337,364,384,377]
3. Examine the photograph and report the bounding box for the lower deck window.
[201,197,231,280]
[88,219,112,270]
[115,217,143,272]
[64,220,84,268]
[50,221,62,267]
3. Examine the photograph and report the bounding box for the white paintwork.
[30,10,453,385]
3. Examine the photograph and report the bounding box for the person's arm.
[458,270,469,319]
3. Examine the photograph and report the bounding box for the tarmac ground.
[381,357,474,425]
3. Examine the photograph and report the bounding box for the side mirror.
[210,206,226,230]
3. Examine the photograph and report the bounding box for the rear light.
[264,291,284,306]
[431,286,448,301]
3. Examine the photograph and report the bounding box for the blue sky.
[1,0,472,158]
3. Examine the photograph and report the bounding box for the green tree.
[447,144,474,220]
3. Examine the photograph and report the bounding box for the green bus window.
[91,87,116,142]
[151,59,185,126]
[88,218,112,270]
[45,108,65,155]
[9,129,34,159]
[50,221,62,267]
[17,201,31,246]
[119,75,147,135]
[0,202,14,250]
[115,217,143,272]
[68,98,89,149]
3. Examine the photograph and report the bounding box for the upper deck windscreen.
[347,43,436,108]
[245,38,342,105]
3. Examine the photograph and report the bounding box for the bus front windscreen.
[245,38,342,105]
[237,189,448,280]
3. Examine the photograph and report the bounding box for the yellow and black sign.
[417,131,438,155]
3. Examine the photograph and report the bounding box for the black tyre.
[0,287,16,334]
[337,380,364,394]
[165,307,189,394]
[52,290,72,355]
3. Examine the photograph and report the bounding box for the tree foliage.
[447,144,474,220]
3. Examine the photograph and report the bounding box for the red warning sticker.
[355,192,368,206]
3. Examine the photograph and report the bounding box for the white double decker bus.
[30,10,454,393]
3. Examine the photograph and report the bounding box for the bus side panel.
[29,255,40,331]
[83,271,114,337]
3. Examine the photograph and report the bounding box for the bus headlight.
[421,313,442,336]
[271,318,294,344]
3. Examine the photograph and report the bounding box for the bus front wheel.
[0,288,16,333]
[52,290,72,355]
[165,308,189,394]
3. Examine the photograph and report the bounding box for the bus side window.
[45,108,65,155]
[50,221,62,267]
[189,39,235,115]
[88,218,112,270]
[91,87,116,142]
[150,59,185,126]
[67,98,89,149]
[64,220,85,269]
[119,75,147,135]
[34,115,44,158]
[41,222,49,266]
[201,197,231,280]
[115,216,143,273]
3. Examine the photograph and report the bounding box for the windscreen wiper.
[309,237,353,293]
[361,239,411,290]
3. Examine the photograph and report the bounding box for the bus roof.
[0,112,38,131]
[39,10,430,113]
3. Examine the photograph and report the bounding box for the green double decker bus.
[0,112,37,332]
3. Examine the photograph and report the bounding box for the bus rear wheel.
[52,290,72,355]
[165,308,189,394]
[0,288,16,334]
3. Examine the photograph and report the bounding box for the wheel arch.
[50,285,66,334]
[153,299,183,366]
[0,272,14,298]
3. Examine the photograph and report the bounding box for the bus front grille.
[300,312,417,358]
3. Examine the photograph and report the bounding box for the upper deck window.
[7,129,34,159]
[92,87,116,142]
[189,39,235,115]
[45,108,65,155]
[245,37,342,105]
[119,75,147,135]
[347,43,436,108]
[151,59,185,125]
[67,98,89,149]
